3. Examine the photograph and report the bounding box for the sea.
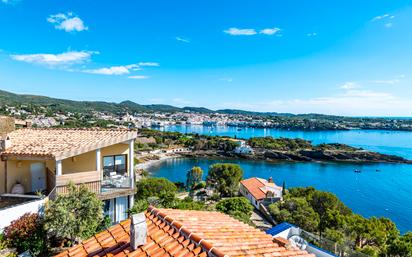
[148,125,412,233]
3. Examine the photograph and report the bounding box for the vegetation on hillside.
[268,187,411,257]
[137,128,239,151]
[248,136,359,152]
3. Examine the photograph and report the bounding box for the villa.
[55,206,315,257]
[0,116,138,229]
[240,177,283,209]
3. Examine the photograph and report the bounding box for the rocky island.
[137,129,412,164]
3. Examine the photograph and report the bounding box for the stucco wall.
[101,143,129,157]
[6,160,43,193]
[61,142,130,174]
[0,197,45,231]
[0,160,5,194]
[62,150,96,174]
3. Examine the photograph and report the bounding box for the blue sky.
[0,0,412,116]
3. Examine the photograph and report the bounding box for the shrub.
[135,178,177,205]
[216,197,253,217]
[44,183,103,245]
[3,213,46,256]
[129,199,150,214]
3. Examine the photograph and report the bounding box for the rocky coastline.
[179,148,412,164]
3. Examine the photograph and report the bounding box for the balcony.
[46,168,134,200]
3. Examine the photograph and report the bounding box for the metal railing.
[298,230,370,257]
[101,176,133,193]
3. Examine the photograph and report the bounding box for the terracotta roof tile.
[1,128,137,160]
[56,207,314,257]
[240,178,282,201]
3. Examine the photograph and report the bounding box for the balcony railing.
[101,176,133,192]
[46,169,133,198]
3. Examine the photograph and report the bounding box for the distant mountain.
[0,89,216,115]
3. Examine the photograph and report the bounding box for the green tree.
[206,163,243,197]
[135,177,177,205]
[310,190,351,236]
[186,166,203,191]
[216,197,254,224]
[268,197,319,232]
[387,232,412,257]
[44,183,103,244]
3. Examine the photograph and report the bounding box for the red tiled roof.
[55,207,314,257]
[1,128,137,160]
[240,177,266,200]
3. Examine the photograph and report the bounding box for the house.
[233,140,254,154]
[240,177,283,209]
[0,118,138,227]
[266,222,338,257]
[55,206,315,257]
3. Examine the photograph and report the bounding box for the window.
[103,197,129,224]
[103,154,127,177]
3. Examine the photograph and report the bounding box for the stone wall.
[0,116,15,138]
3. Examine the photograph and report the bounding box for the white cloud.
[138,62,159,67]
[307,32,317,37]
[128,75,149,79]
[224,28,257,36]
[340,81,360,90]
[176,37,190,43]
[260,28,281,35]
[47,12,88,32]
[10,51,94,66]
[372,14,391,21]
[372,14,395,28]
[84,64,139,75]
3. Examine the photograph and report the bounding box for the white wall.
[306,244,337,257]
[0,196,45,231]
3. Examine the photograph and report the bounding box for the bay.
[156,125,412,159]
[147,157,412,234]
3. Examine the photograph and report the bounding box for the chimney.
[130,213,147,250]
[0,136,12,152]
[268,177,273,183]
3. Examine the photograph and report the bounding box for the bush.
[216,197,253,217]
[135,178,177,206]
[3,213,46,256]
[44,183,103,245]
[129,199,150,214]
[173,197,205,210]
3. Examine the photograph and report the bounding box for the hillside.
[0,90,209,114]
[0,89,290,116]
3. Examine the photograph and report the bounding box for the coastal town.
[1,1,412,257]
[2,93,412,132]
[0,115,410,257]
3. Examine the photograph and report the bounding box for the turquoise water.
[156,125,412,159]
[147,158,412,234]
[151,125,412,233]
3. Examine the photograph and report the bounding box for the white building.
[239,177,283,209]
[234,140,254,154]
